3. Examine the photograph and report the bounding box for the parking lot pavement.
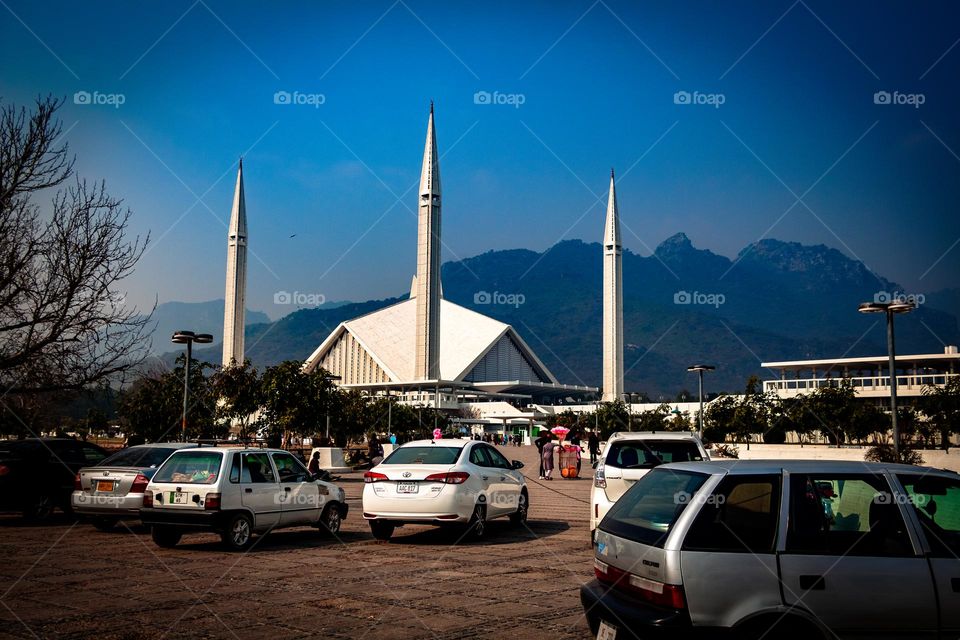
[0,445,596,639]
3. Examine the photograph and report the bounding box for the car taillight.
[364,471,388,483]
[594,465,606,489]
[204,493,221,510]
[143,490,153,508]
[74,472,82,490]
[0,464,12,477]
[594,558,685,609]
[424,472,470,484]
[130,473,149,494]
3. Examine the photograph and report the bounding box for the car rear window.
[605,439,703,469]
[152,450,223,484]
[382,446,463,465]
[600,468,709,547]
[100,447,177,469]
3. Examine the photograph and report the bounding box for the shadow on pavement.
[385,518,570,546]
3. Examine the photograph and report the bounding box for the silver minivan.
[582,460,960,639]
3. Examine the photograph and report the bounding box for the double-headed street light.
[171,330,213,442]
[858,300,916,460]
[687,364,715,440]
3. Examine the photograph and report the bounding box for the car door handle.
[481,475,489,481]
[799,575,825,590]
[244,488,252,493]
[500,476,506,481]
[284,487,291,492]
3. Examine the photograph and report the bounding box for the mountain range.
[158,235,959,397]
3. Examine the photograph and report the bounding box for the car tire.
[318,504,342,536]
[92,517,118,532]
[151,526,182,548]
[369,520,394,541]
[465,503,487,540]
[22,494,56,521]
[221,513,254,551]
[509,491,528,526]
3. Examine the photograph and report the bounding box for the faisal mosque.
[221,105,627,437]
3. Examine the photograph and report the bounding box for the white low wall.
[733,444,960,472]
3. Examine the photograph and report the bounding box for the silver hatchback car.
[582,460,960,640]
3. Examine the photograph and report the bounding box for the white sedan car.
[362,438,528,541]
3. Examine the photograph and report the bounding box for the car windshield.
[100,447,179,469]
[152,450,223,484]
[382,446,463,465]
[600,468,709,547]
[605,439,703,469]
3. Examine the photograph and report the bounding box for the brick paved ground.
[0,445,597,639]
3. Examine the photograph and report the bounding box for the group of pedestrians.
[533,429,601,480]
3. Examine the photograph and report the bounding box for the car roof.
[660,459,958,476]
[129,442,198,449]
[607,431,703,442]
[165,446,292,454]
[398,438,471,448]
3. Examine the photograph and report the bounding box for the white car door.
[238,452,281,530]
[271,452,321,527]
[483,445,522,517]
[467,444,498,513]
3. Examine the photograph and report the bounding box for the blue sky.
[2,0,958,319]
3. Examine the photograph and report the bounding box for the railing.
[764,373,959,395]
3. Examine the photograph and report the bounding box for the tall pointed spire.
[602,169,623,402]
[414,104,442,380]
[222,158,248,367]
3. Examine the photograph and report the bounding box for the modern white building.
[762,345,959,400]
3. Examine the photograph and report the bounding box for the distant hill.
[143,300,269,350]
[927,287,960,322]
[162,236,959,397]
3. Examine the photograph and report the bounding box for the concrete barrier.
[309,447,353,473]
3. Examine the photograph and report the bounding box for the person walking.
[588,431,600,465]
[542,437,557,480]
[534,430,549,479]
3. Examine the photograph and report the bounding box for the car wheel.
[221,513,253,551]
[151,526,182,548]
[466,503,487,540]
[369,520,394,541]
[509,491,528,526]
[23,494,56,521]
[318,504,342,536]
[92,517,118,532]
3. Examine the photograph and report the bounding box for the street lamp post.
[858,300,916,460]
[687,364,715,440]
[171,331,213,442]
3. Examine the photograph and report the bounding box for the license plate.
[597,620,617,640]
[170,491,189,504]
[95,480,114,492]
[396,482,418,494]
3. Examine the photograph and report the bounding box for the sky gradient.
[2,0,958,319]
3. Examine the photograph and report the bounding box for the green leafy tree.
[703,395,737,444]
[807,380,857,444]
[210,359,261,439]
[634,403,671,432]
[922,377,960,450]
[594,400,629,440]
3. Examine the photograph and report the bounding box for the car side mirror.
[511,460,524,470]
